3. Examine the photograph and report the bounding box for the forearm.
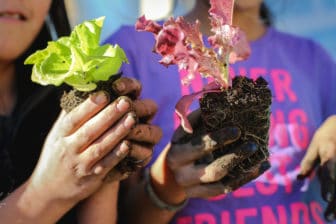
[0,180,75,224]
[120,148,187,224]
[121,178,177,224]
[78,182,119,224]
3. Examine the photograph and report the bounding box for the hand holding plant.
[25,17,127,92]
[137,0,272,185]
[24,17,162,175]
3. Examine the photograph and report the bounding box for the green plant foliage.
[25,17,128,91]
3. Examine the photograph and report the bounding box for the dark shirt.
[0,72,77,223]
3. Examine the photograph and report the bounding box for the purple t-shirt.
[105,25,336,224]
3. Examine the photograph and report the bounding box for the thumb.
[298,141,319,179]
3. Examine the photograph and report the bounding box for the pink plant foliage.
[209,0,234,25]
[135,0,251,133]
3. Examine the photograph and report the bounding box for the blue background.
[265,0,336,60]
[65,0,336,60]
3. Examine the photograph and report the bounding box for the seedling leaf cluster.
[25,17,128,92]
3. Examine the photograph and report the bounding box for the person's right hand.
[150,110,270,205]
[28,91,136,205]
[298,115,336,222]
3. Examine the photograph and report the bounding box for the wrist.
[145,168,189,211]
[23,179,75,221]
[150,146,187,205]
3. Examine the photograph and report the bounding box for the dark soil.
[60,74,141,173]
[60,74,122,113]
[198,76,272,183]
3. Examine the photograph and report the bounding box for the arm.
[0,90,135,224]
[78,182,120,224]
[118,146,187,224]
[0,180,76,224]
[299,115,336,222]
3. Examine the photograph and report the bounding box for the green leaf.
[24,48,50,65]
[90,56,123,81]
[40,53,71,84]
[70,16,104,55]
[24,16,128,91]
[65,74,97,92]
[68,46,87,75]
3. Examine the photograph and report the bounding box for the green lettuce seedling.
[24,16,128,92]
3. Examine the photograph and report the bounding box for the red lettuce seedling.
[136,0,250,133]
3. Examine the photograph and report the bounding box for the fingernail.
[326,192,333,202]
[117,98,130,112]
[93,92,108,105]
[326,213,335,222]
[223,187,233,194]
[259,161,271,173]
[116,141,130,157]
[229,127,240,138]
[124,113,136,128]
[113,80,126,92]
[93,166,104,175]
[243,142,258,154]
[210,126,240,142]
[122,171,132,179]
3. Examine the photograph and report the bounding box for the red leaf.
[135,0,252,133]
[135,15,162,34]
[175,82,222,133]
[209,0,234,25]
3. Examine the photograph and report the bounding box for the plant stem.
[229,0,235,25]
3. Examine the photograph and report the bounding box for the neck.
[232,6,266,41]
[184,0,212,36]
[184,1,266,41]
[0,61,16,115]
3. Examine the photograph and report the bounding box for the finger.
[115,142,155,173]
[231,144,269,174]
[200,142,259,183]
[128,142,154,167]
[222,160,271,192]
[318,160,336,202]
[167,126,240,169]
[298,137,319,177]
[324,199,336,222]
[185,182,228,198]
[319,140,336,165]
[127,124,163,144]
[60,91,110,135]
[91,141,130,176]
[112,77,142,99]
[173,142,259,186]
[172,110,203,142]
[70,97,135,152]
[104,169,131,183]
[79,112,136,167]
[133,99,158,123]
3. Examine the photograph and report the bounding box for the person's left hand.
[298,115,336,222]
[99,76,163,182]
